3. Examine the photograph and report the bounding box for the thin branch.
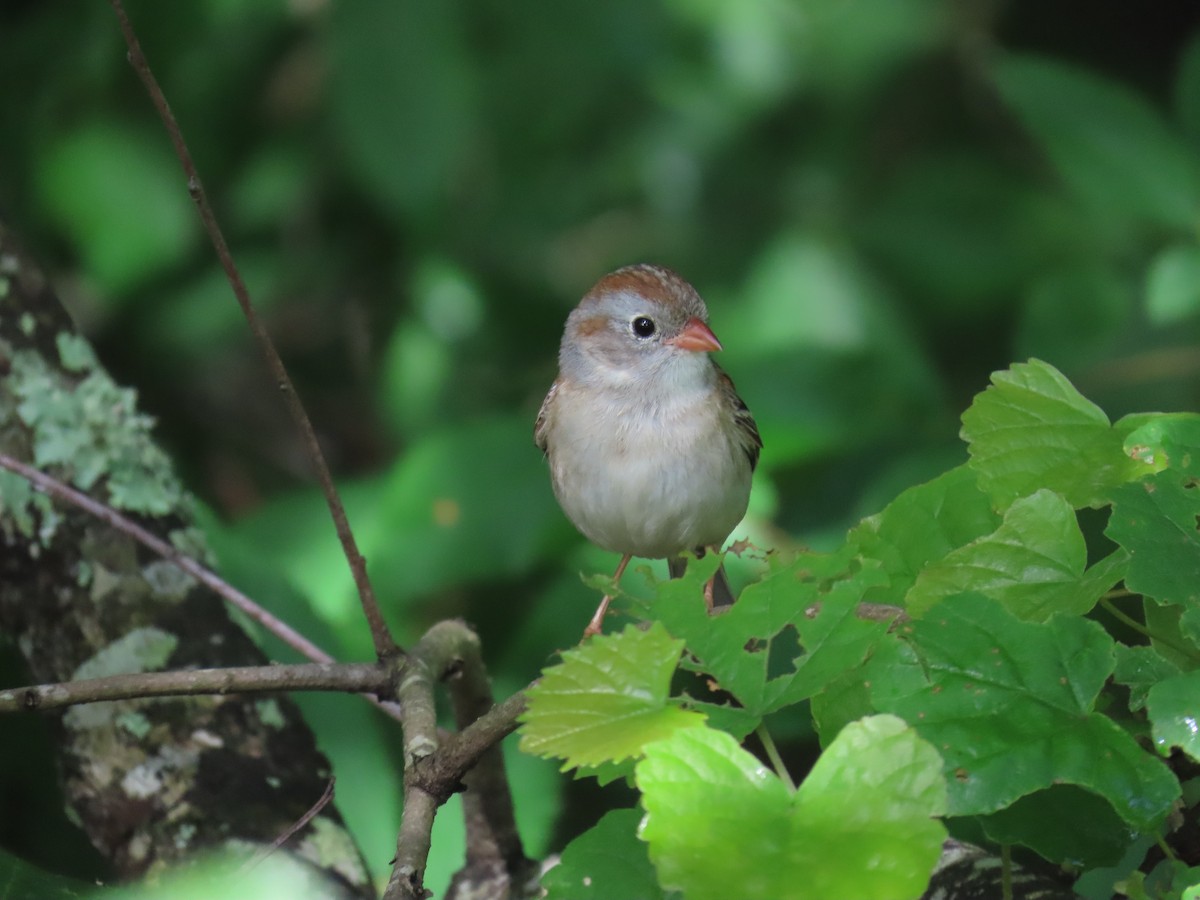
[386,621,496,900]
[244,777,337,872]
[0,663,391,714]
[443,629,532,886]
[0,454,332,664]
[0,454,408,725]
[411,690,527,800]
[106,0,399,663]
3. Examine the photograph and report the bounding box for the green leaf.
[1114,645,1183,712]
[0,848,89,899]
[978,784,1132,868]
[993,55,1200,230]
[1120,412,1200,477]
[539,809,668,900]
[961,359,1141,510]
[330,0,478,220]
[228,415,566,639]
[905,489,1127,621]
[1147,671,1200,762]
[810,670,876,747]
[35,123,196,297]
[1146,244,1200,326]
[849,464,1001,606]
[1016,263,1132,369]
[636,718,946,900]
[648,551,892,717]
[1106,418,1200,609]
[1142,602,1200,671]
[518,623,704,770]
[97,852,346,899]
[868,594,1179,829]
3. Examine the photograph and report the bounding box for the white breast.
[546,376,752,559]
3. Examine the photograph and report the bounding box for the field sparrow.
[535,264,761,636]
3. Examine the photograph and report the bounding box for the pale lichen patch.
[298,817,371,889]
[173,822,197,851]
[122,761,164,799]
[56,332,97,373]
[191,728,223,749]
[0,468,54,540]
[255,698,286,729]
[169,524,216,567]
[72,626,178,681]
[10,347,186,518]
[89,563,123,603]
[142,559,195,602]
[116,710,152,739]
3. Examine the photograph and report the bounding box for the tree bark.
[0,220,375,898]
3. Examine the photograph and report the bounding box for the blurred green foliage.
[1,0,1199,895]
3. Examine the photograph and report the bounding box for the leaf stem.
[1099,597,1200,662]
[1156,834,1178,862]
[754,723,795,792]
[1000,843,1012,900]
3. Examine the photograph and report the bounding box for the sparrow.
[535,264,761,636]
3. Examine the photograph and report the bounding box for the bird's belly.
[550,410,751,560]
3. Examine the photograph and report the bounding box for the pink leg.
[583,553,632,639]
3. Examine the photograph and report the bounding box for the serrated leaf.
[1142,602,1200,671]
[636,718,946,900]
[1181,608,1200,648]
[849,464,1001,606]
[518,623,703,770]
[1107,455,1200,611]
[540,809,668,900]
[1120,413,1200,476]
[572,759,637,788]
[993,55,1200,230]
[961,359,1142,510]
[810,670,876,746]
[868,594,1179,829]
[905,489,1127,621]
[1114,645,1183,712]
[648,551,891,716]
[1147,672,1200,762]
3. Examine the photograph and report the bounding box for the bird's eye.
[631,316,656,338]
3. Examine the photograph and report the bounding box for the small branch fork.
[0,453,531,894]
[107,0,398,664]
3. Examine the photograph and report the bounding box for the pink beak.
[669,317,723,353]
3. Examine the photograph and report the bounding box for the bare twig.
[0,453,333,665]
[386,620,498,900]
[0,454,408,724]
[244,777,337,872]
[106,0,399,663]
[444,636,531,885]
[0,662,390,714]
[411,691,527,797]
